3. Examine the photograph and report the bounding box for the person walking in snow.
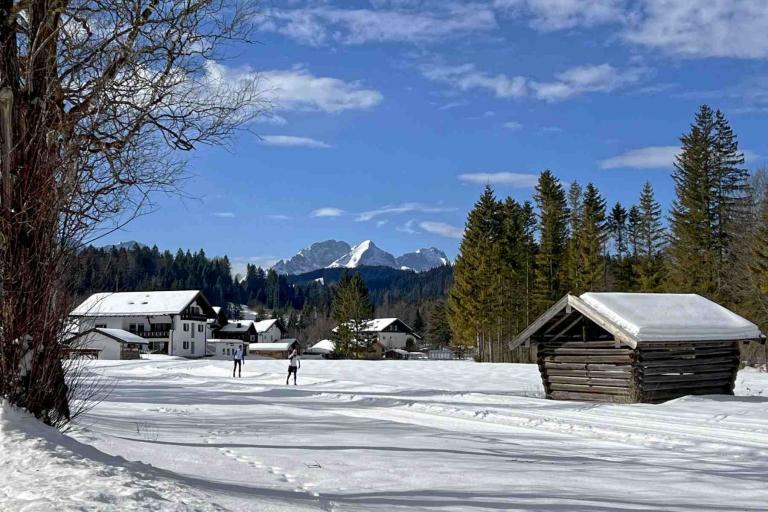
[286,346,300,385]
[233,345,245,378]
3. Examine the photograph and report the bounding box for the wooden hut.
[510,293,764,403]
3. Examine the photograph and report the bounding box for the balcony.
[132,330,170,339]
[180,312,208,321]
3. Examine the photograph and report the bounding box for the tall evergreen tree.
[565,181,583,292]
[635,182,666,291]
[331,271,374,358]
[573,183,606,293]
[426,300,452,349]
[608,202,632,290]
[532,171,568,314]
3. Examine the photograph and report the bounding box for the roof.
[218,321,255,333]
[69,328,149,345]
[254,319,279,333]
[332,318,422,338]
[248,341,298,351]
[311,339,335,353]
[511,293,763,349]
[71,291,215,317]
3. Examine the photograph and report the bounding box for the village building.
[70,290,217,358]
[248,340,300,359]
[510,292,764,403]
[332,318,421,351]
[211,318,285,353]
[65,328,149,360]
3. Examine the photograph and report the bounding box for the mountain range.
[272,240,449,275]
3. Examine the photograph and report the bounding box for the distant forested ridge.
[73,246,452,307]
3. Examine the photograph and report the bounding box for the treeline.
[450,105,768,365]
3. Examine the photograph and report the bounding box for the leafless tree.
[0,0,269,426]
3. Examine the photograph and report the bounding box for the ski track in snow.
[3,358,768,511]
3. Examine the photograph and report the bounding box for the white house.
[66,328,149,360]
[333,318,422,350]
[255,319,283,344]
[70,290,217,358]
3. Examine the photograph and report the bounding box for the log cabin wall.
[537,340,636,403]
[636,341,741,403]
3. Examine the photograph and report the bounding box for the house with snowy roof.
[70,290,217,357]
[65,328,149,360]
[510,292,765,404]
[212,318,284,345]
[332,318,422,350]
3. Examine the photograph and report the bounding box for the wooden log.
[542,355,633,364]
[542,362,633,371]
[539,341,619,349]
[546,369,632,378]
[549,391,630,402]
[638,348,737,360]
[639,355,737,368]
[548,383,631,395]
[640,341,735,350]
[642,386,732,402]
[548,376,630,387]
[538,348,634,356]
[640,363,739,376]
[639,371,734,383]
[641,378,733,392]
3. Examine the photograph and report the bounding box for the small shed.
[510,293,764,403]
[248,340,300,359]
[66,328,149,360]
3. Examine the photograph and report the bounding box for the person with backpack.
[286,346,300,385]
[233,345,245,378]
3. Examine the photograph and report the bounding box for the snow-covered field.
[3,358,768,511]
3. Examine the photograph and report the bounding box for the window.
[137,324,145,333]
[191,326,195,338]
[191,342,195,354]
[129,323,136,332]
[222,348,226,355]
[183,323,189,332]
[249,334,255,342]
[183,341,189,350]
[197,325,204,333]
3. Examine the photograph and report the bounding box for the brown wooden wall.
[636,341,740,403]
[537,340,636,403]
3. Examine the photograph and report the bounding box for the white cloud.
[230,255,279,277]
[266,214,292,220]
[599,145,680,169]
[212,212,235,218]
[206,63,382,114]
[601,145,760,169]
[494,0,625,31]
[356,202,456,221]
[422,63,527,99]
[396,219,417,234]
[531,64,648,102]
[260,135,331,149]
[504,121,523,130]
[311,207,345,218]
[376,219,389,227]
[458,172,539,187]
[623,0,768,59]
[419,221,464,239]
[259,4,497,46]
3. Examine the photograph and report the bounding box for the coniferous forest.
[449,105,768,364]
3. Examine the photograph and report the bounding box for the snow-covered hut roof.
[249,341,298,352]
[218,320,255,333]
[331,318,421,338]
[254,319,279,333]
[68,328,149,345]
[70,291,215,317]
[311,339,335,353]
[511,292,762,349]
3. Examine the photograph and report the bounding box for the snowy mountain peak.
[272,240,449,274]
[329,240,397,269]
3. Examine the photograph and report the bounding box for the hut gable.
[511,293,763,404]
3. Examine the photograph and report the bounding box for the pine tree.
[608,202,632,290]
[532,171,568,314]
[331,271,374,358]
[669,105,718,295]
[413,308,424,335]
[635,182,666,291]
[574,183,606,293]
[426,300,452,349]
[448,185,503,361]
[565,181,582,292]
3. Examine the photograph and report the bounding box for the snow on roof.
[93,328,149,344]
[579,292,761,343]
[71,291,204,317]
[218,321,254,333]
[254,319,279,333]
[248,342,297,351]
[312,339,335,353]
[212,306,222,314]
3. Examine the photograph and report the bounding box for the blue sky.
[101,0,768,275]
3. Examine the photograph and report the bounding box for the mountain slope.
[396,247,449,272]
[328,240,397,269]
[272,240,351,275]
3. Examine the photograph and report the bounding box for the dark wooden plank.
[642,386,732,402]
[639,356,737,368]
[640,371,734,384]
[546,369,632,378]
[640,363,739,376]
[638,348,738,360]
[543,355,633,364]
[549,391,630,402]
[548,376,631,387]
[543,362,633,371]
[640,341,735,350]
[548,383,631,395]
[538,348,634,356]
[641,378,733,392]
[539,341,619,349]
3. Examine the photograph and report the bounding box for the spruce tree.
[608,202,632,290]
[635,182,666,291]
[565,181,583,292]
[574,183,607,293]
[426,300,452,349]
[532,171,568,314]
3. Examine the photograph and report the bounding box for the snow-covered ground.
[3,358,768,511]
